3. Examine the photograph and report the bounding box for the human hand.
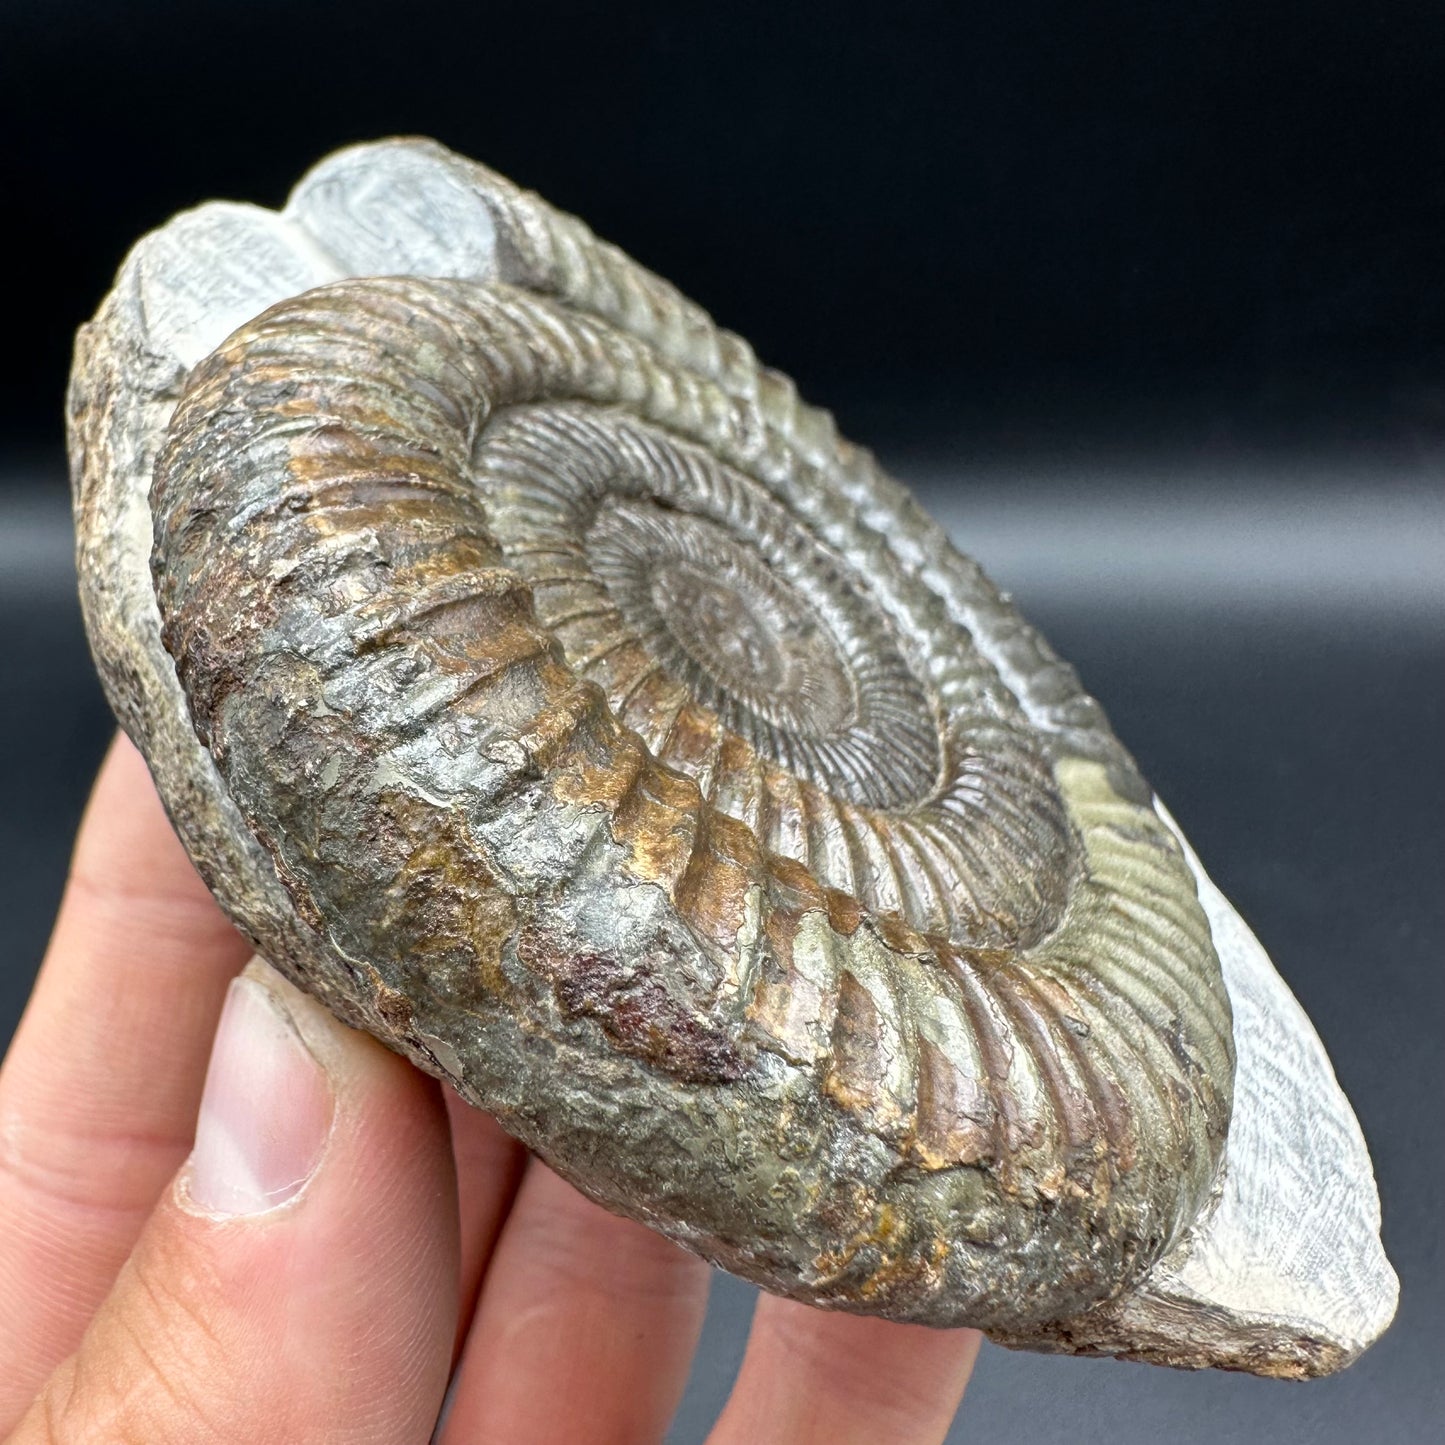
[0,735,980,1443]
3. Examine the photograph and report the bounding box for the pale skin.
[0,735,981,1443]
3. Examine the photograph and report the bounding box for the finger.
[439,1162,711,1445]
[443,1087,526,1357]
[11,959,458,1445]
[0,734,251,1420]
[706,1298,981,1445]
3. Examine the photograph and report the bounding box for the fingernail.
[184,973,334,1217]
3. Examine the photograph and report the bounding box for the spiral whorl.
[148,231,1233,1328]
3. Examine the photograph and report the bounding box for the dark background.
[1,3,1441,1440]
[3,0,1445,467]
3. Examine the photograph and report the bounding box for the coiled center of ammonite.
[475,405,942,813]
[587,500,857,741]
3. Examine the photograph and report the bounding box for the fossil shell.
[69,138,1396,1375]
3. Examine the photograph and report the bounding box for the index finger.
[0,734,252,1424]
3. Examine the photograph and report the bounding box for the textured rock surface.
[68,138,1395,1371]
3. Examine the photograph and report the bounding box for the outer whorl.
[70,138,1396,1374]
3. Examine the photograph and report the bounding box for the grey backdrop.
[2,460,1440,1442]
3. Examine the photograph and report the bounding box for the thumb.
[10,960,459,1444]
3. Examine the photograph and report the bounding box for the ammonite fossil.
[69,139,1396,1376]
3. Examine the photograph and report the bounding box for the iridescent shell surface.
[69,139,1396,1375]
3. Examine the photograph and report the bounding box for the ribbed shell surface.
[144,200,1234,1330]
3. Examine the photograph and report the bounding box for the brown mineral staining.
[812,1202,952,1305]
[373,980,417,1034]
[909,1036,996,1170]
[824,972,888,1115]
[871,909,930,960]
[649,700,722,785]
[364,789,520,1005]
[822,886,864,938]
[672,811,761,956]
[859,1236,952,1304]
[605,756,705,891]
[519,930,745,1085]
